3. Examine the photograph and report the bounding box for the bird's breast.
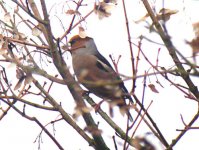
[72,54,124,100]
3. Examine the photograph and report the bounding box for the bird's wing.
[95,52,133,103]
[94,52,114,70]
[96,59,110,73]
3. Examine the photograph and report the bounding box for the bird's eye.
[69,39,76,45]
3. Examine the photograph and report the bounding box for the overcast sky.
[0,0,198,150]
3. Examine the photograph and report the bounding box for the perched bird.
[68,35,133,121]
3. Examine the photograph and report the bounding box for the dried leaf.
[84,126,102,136]
[14,6,19,13]
[0,42,8,54]
[13,32,27,46]
[18,32,27,40]
[134,14,149,23]
[148,84,159,93]
[94,2,116,19]
[14,77,24,90]
[72,105,92,119]
[13,31,27,41]
[24,74,33,85]
[157,8,178,21]
[65,9,78,15]
[78,26,87,38]
[186,37,199,55]
[0,34,4,45]
[193,22,199,37]
[135,8,178,23]
[13,33,19,40]
[81,106,93,113]
[159,8,178,15]
[4,12,11,22]
[0,35,7,54]
[32,26,42,36]
[72,110,81,119]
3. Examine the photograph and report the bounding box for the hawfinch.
[68,35,133,121]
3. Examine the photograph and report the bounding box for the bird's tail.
[126,96,134,121]
[119,108,133,122]
[126,110,133,122]
[117,99,133,122]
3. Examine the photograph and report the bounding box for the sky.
[0,0,199,150]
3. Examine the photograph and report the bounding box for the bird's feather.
[69,35,133,121]
[95,52,134,103]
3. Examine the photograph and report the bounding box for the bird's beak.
[67,41,86,52]
[69,44,86,52]
[66,35,87,52]
[61,42,82,53]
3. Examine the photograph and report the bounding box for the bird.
[68,35,133,121]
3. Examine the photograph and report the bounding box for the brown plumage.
[68,35,133,121]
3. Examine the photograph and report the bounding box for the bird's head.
[68,35,98,55]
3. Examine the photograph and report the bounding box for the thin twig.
[121,0,136,93]
[0,98,64,150]
[60,9,94,41]
[6,37,49,49]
